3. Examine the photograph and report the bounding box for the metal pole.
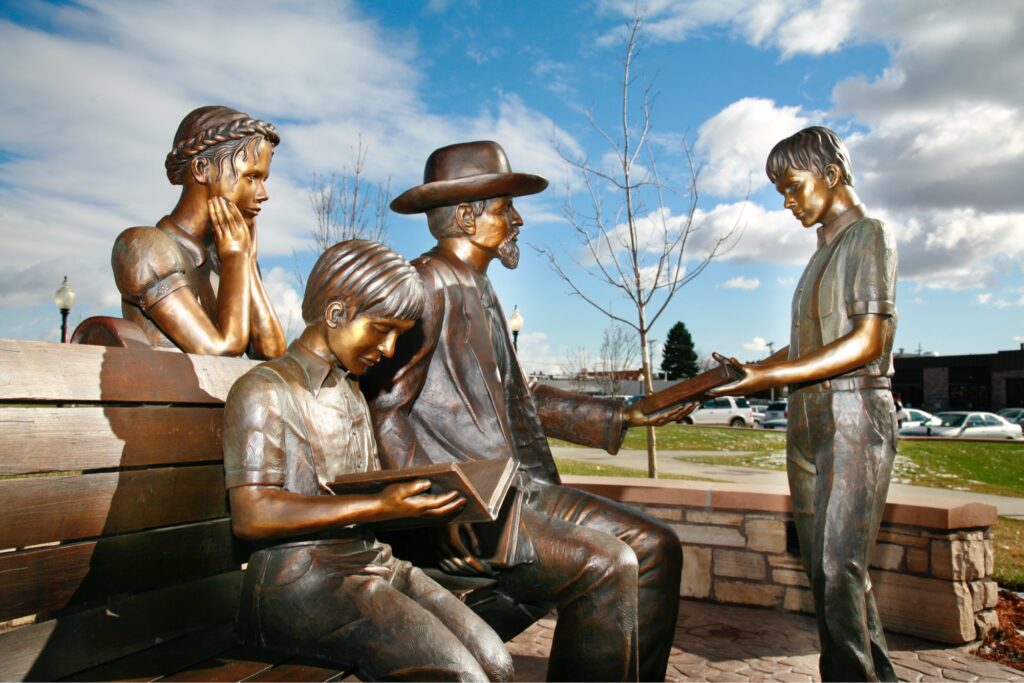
[512,330,519,352]
[60,308,70,343]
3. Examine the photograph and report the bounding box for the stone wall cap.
[560,476,997,530]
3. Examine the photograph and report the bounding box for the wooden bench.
[0,337,548,681]
[0,338,359,681]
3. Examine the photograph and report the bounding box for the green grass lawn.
[551,423,787,454]
[554,457,721,482]
[554,425,1024,498]
[992,517,1024,589]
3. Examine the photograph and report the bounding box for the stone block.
[715,581,784,608]
[985,542,994,576]
[931,538,987,581]
[876,527,929,548]
[767,553,805,571]
[672,523,745,547]
[870,543,904,571]
[713,549,766,580]
[975,609,999,637]
[872,570,975,643]
[906,547,929,574]
[681,546,712,599]
[783,586,814,613]
[687,510,744,526]
[772,568,810,588]
[642,505,683,522]
[746,519,786,554]
[969,580,999,611]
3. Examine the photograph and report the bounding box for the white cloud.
[598,0,861,57]
[742,336,770,352]
[657,1,1024,293]
[696,98,812,198]
[690,201,815,266]
[262,266,305,342]
[0,1,582,326]
[721,276,761,290]
[514,331,565,375]
[976,293,992,305]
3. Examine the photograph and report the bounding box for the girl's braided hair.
[165,106,280,185]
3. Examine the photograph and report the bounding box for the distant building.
[893,344,1024,412]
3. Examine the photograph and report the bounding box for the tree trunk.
[638,326,658,478]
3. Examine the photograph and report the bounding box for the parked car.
[682,396,756,427]
[899,411,1024,440]
[751,405,766,427]
[899,408,937,431]
[763,400,787,422]
[759,399,788,430]
[997,407,1024,425]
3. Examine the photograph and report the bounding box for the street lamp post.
[54,276,76,343]
[507,305,524,352]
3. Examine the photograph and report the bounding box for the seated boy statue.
[222,239,513,681]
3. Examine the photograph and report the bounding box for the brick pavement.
[505,599,1024,682]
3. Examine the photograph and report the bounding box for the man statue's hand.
[625,401,698,428]
[436,522,493,576]
[378,480,466,520]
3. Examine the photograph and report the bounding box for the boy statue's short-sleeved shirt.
[790,214,898,378]
[222,340,395,599]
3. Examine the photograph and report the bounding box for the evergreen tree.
[661,321,699,380]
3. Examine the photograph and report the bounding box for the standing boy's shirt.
[789,209,898,381]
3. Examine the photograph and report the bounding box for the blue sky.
[1,0,1022,375]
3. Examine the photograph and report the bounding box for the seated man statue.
[363,141,691,682]
[222,239,512,681]
[107,105,285,358]
[708,126,898,682]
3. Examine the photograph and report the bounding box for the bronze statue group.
[83,105,899,682]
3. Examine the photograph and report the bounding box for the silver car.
[900,411,1023,440]
[997,407,1024,425]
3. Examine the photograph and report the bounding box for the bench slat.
[0,571,242,681]
[0,338,256,404]
[245,660,351,682]
[63,622,239,682]
[0,406,223,475]
[159,645,289,682]
[0,465,228,549]
[0,519,239,623]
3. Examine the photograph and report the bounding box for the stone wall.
[563,476,998,644]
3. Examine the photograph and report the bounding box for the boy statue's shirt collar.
[817,203,867,248]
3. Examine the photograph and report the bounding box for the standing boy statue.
[709,126,898,681]
[109,105,286,358]
[223,240,512,682]
[364,141,690,682]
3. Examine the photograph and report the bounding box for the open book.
[327,458,517,530]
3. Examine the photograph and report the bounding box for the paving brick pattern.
[505,599,1023,682]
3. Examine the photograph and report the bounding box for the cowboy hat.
[390,140,548,214]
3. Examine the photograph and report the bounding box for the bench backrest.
[0,339,257,680]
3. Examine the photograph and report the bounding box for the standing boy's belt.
[792,376,891,393]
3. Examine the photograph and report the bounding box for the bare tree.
[536,10,741,477]
[560,345,592,394]
[294,136,391,292]
[598,324,639,396]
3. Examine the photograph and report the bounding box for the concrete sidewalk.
[506,599,1024,681]
[551,446,1024,517]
